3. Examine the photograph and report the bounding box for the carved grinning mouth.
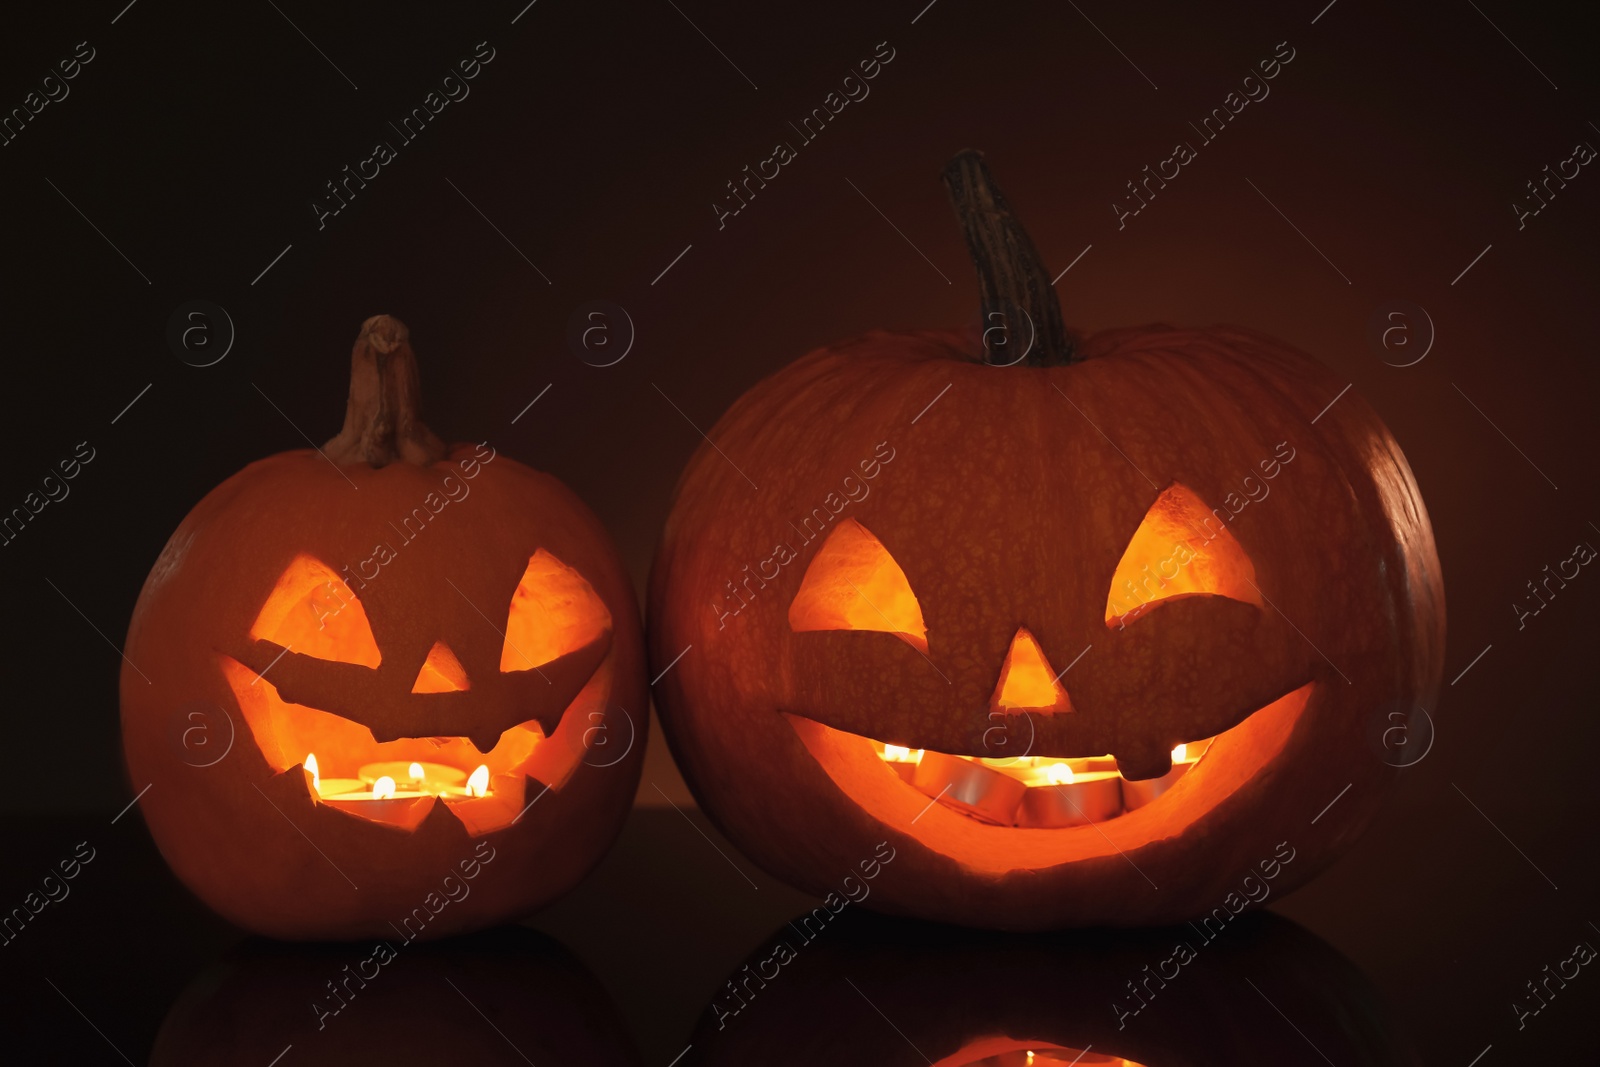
[791,715,1220,830]
[785,681,1317,869]
[869,736,1218,829]
[222,655,608,836]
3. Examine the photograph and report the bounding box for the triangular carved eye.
[1106,484,1261,627]
[789,519,928,652]
[251,555,381,667]
[500,550,612,672]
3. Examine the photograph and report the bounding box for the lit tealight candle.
[880,743,925,783]
[911,750,1027,825]
[352,775,428,800]
[318,772,434,818]
[358,761,468,795]
[1120,741,1206,811]
[432,764,495,802]
[1017,762,1124,827]
[1024,761,1078,787]
[302,754,363,798]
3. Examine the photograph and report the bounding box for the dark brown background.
[1,0,1596,1062]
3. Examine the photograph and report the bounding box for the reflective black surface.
[685,910,1420,1066]
[0,808,1590,1064]
[151,927,640,1066]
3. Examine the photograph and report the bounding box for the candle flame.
[305,753,319,790]
[466,764,490,798]
[408,762,425,781]
[1044,762,1074,785]
[373,775,396,800]
[883,743,910,761]
[1171,743,1188,763]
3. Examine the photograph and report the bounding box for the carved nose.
[411,640,470,693]
[990,627,1072,712]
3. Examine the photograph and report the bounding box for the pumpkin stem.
[942,150,1075,366]
[324,315,447,468]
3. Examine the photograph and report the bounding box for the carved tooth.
[1113,740,1173,782]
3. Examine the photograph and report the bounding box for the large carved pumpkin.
[648,152,1444,928]
[122,316,645,940]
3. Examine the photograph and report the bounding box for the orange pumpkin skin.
[121,319,646,941]
[649,322,1444,929]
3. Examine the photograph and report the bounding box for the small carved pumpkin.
[122,316,645,940]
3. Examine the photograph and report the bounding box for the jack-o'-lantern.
[686,911,1420,1065]
[648,152,1444,927]
[122,316,646,940]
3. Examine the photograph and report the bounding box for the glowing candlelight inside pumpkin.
[317,768,433,820]
[1121,739,1209,810]
[318,763,434,812]
[359,761,467,788]
[880,743,924,782]
[942,1041,1143,1065]
[314,761,491,804]
[357,761,468,797]
[1039,761,1075,786]
[1017,762,1123,828]
[302,753,364,798]
[912,750,1027,824]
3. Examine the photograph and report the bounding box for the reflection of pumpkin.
[122,316,645,940]
[649,152,1445,927]
[152,927,641,1066]
[687,911,1420,1066]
